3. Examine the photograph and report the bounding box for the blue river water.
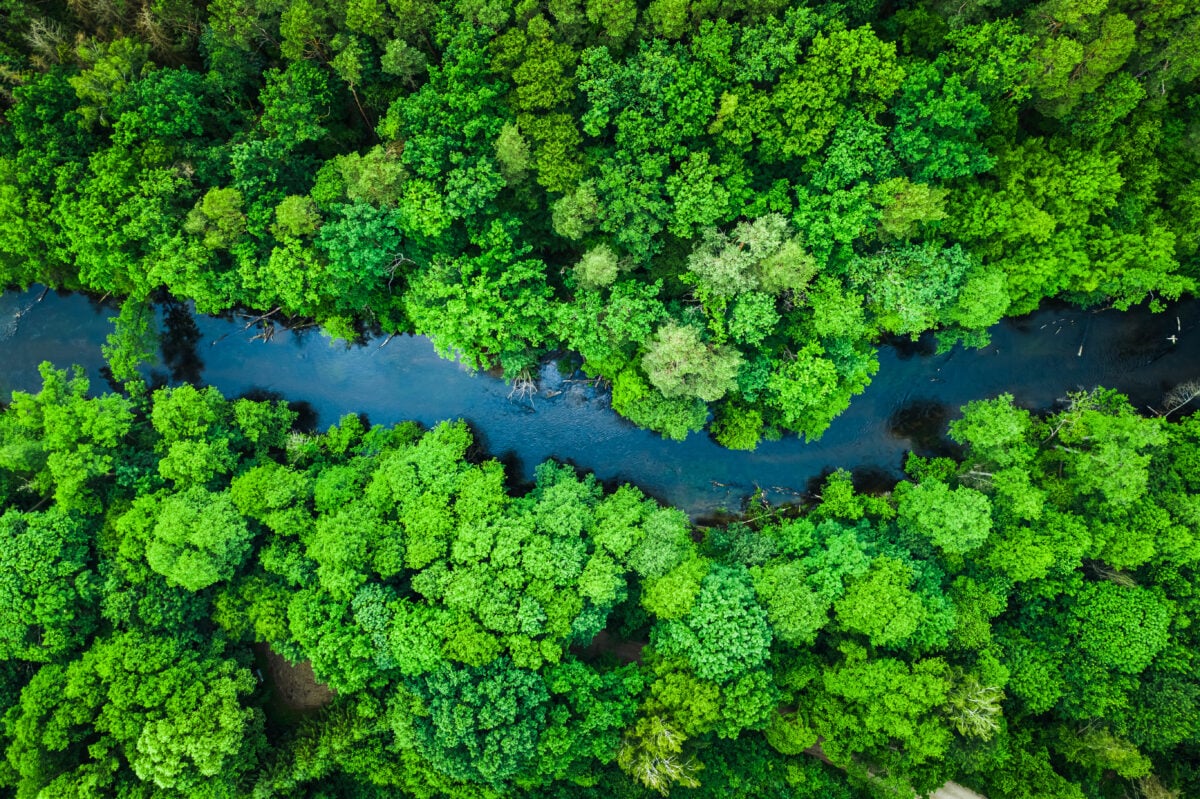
[2,287,1197,516]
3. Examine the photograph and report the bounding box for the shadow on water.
[1110,308,1198,373]
[238,387,288,405]
[883,331,939,360]
[1112,317,1168,364]
[160,301,203,384]
[288,401,320,434]
[888,399,961,458]
[802,465,901,500]
[850,466,902,496]
[493,450,531,490]
[804,469,836,498]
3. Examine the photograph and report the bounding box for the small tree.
[943,675,1004,740]
[641,321,742,402]
[617,716,702,796]
[573,243,621,289]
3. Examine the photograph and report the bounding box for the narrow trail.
[930,783,987,799]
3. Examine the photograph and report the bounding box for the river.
[2,287,1197,516]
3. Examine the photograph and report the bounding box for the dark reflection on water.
[2,287,1198,517]
[889,399,960,458]
[882,332,938,360]
[159,300,204,386]
[849,466,902,497]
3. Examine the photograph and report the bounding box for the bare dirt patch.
[254,643,334,714]
[572,631,645,664]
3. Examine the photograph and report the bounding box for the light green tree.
[641,321,742,402]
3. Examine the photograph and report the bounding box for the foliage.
[1,371,1199,797]
[0,0,1193,446]
[2,0,1200,783]
[0,508,98,662]
[405,659,549,788]
[651,565,771,683]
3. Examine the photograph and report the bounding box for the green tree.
[273,195,323,238]
[136,488,254,592]
[812,643,953,779]
[641,321,743,403]
[5,632,263,797]
[943,675,1004,740]
[402,658,549,788]
[405,222,554,375]
[833,556,926,648]
[184,187,247,250]
[617,715,702,796]
[651,565,771,683]
[751,560,831,646]
[555,278,664,377]
[573,243,622,289]
[0,509,98,662]
[1051,389,1168,507]
[712,403,764,451]
[1072,582,1171,674]
[102,298,159,384]
[890,60,995,181]
[0,363,133,512]
[896,480,993,555]
[68,38,151,129]
[536,658,643,783]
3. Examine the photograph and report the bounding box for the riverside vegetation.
[0,366,1199,798]
[1,0,1198,445]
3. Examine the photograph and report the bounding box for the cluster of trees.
[1,363,1199,798]
[1,0,1198,445]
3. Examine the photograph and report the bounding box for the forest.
[2,0,1200,796]
[1,0,1198,444]
[1,365,1199,798]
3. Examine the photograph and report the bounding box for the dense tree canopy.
[2,0,1200,792]
[1,365,1199,798]
[1,0,1195,445]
